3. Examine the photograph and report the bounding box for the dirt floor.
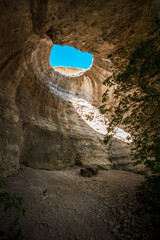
[0,166,153,240]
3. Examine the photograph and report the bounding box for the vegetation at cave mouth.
[101,35,160,175]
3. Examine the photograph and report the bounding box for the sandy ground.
[0,166,152,240]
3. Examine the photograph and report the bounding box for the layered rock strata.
[0,0,155,176]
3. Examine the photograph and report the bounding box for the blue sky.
[50,45,93,69]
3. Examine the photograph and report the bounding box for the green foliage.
[137,175,160,214]
[0,176,25,240]
[0,177,25,215]
[103,135,112,145]
[137,175,160,239]
[0,192,25,215]
[101,36,160,174]
[74,153,83,166]
[0,177,6,188]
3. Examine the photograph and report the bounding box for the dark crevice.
[30,0,48,35]
[46,27,56,43]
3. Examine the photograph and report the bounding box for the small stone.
[112,208,116,215]
[108,220,115,227]
[40,223,43,230]
[80,168,92,177]
[124,219,130,225]
[120,210,124,215]
[80,165,99,177]
[86,165,98,175]
[112,228,118,235]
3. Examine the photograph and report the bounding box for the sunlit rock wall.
[0,0,155,176]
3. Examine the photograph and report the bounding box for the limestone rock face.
[0,0,155,176]
[109,139,133,171]
[54,67,86,75]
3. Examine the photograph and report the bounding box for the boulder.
[80,165,99,177]
[86,165,99,175]
[80,168,92,177]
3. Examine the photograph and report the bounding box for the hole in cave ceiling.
[49,45,93,76]
[47,45,130,143]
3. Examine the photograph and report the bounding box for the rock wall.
[0,0,155,176]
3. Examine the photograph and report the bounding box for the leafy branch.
[0,176,25,240]
[101,36,160,174]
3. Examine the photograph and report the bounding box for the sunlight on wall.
[47,77,131,143]
[71,98,131,143]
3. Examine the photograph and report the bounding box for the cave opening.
[47,44,130,143]
[1,1,158,239]
[49,44,93,75]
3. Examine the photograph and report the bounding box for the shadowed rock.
[80,168,92,177]
[80,165,99,177]
[0,0,154,176]
[86,165,99,175]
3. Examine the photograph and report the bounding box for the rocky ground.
[0,166,153,240]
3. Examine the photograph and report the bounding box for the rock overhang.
[0,0,156,176]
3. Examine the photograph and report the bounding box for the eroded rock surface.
[0,0,155,176]
[54,67,86,75]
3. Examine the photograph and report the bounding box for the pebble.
[108,220,115,227]
[120,210,124,215]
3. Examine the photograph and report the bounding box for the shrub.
[0,176,25,240]
[101,36,160,174]
[74,153,83,166]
